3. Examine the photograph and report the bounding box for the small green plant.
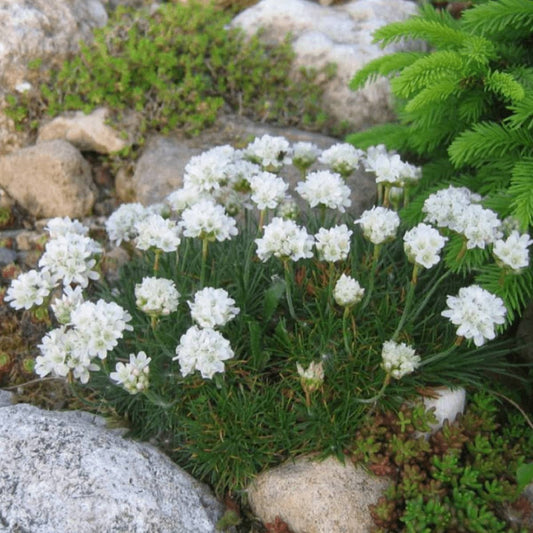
[347,0,533,231]
[5,2,334,141]
[350,392,533,532]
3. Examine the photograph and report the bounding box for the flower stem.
[360,243,381,312]
[283,259,297,320]
[392,264,418,341]
[355,373,391,404]
[200,238,209,286]
[153,249,161,273]
[342,306,353,355]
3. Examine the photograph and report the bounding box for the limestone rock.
[0,140,96,219]
[38,108,128,154]
[127,113,376,215]
[247,455,390,533]
[232,0,420,130]
[0,403,224,533]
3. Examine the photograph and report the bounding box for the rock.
[0,0,108,154]
[0,140,96,219]
[0,403,225,533]
[0,247,17,266]
[231,0,420,131]
[420,386,466,435]
[247,455,390,533]
[38,108,129,154]
[127,113,376,215]
[0,390,13,407]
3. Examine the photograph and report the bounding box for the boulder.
[231,0,420,131]
[0,403,225,533]
[123,113,376,215]
[0,140,96,219]
[247,455,390,533]
[37,108,129,154]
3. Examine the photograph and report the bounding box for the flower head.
[174,325,234,379]
[296,360,324,391]
[255,217,314,262]
[493,231,532,271]
[249,172,289,210]
[44,217,89,238]
[292,142,320,170]
[381,340,420,379]
[188,287,240,328]
[456,204,502,249]
[5,269,58,310]
[441,285,507,346]
[296,170,351,212]
[180,199,238,242]
[243,135,292,171]
[355,206,400,245]
[333,274,365,307]
[318,143,363,177]
[51,285,84,324]
[135,214,181,253]
[110,351,151,394]
[166,187,210,214]
[403,223,447,269]
[106,203,149,246]
[314,224,352,263]
[135,277,180,317]
[183,146,236,193]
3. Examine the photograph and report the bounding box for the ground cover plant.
[5,135,532,507]
[347,0,533,233]
[5,1,335,145]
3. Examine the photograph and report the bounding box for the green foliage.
[348,0,533,230]
[350,392,533,532]
[5,2,333,139]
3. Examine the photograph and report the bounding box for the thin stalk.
[200,237,209,286]
[392,263,419,341]
[360,243,381,313]
[355,373,391,404]
[283,259,297,320]
[342,305,354,355]
[153,249,161,273]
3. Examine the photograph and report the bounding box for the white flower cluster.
[110,351,151,394]
[243,134,292,171]
[183,145,236,193]
[296,360,324,390]
[135,214,181,253]
[403,223,448,269]
[319,143,363,176]
[180,199,238,242]
[256,217,314,262]
[333,274,365,307]
[493,231,532,271]
[174,325,235,380]
[363,147,421,187]
[106,202,149,246]
[292,142,320,170]
[5,269,57,311]
[296,170,351,212]
[314,224,352,263]
[51,286,84,324]
[381,340,420,379]
[249,172,289,210]
[135,277,180,317]
[166,187,209,214]
[441,285,507,347]
[45,217,89,238]
[35,299,133,383]
[356,206,400,245]
[188,287,240,329]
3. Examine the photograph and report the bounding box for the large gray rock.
[232,0,420,131]
[122,113,377,215]
[0,140,96,219]
[0,403,224,533]
[247,455,390,533]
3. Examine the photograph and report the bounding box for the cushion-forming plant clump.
[5,135,532,495]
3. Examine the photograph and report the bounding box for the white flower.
[365,152,405,185]
[292,142,320,169]
[333,274,365,307]
[44,217,89,238]
[135,277,180,316]
[276,196,299,220]
[174,325,234,379]
[166,187,210,214]
[183,146,236,193]
[403,223,448,269]
[39,233,102,288]
[188,287,240,328]
[381,340,420,379]
[249,172,289,210]
[244,135,292,171]
[422,186,480,231]
[106,203,149,246]
[224,159,262,188]
[15,81,32,93]
[35,327,74,379]
[318,143,364,176]
[296,361,324,390]
[51,286,84,324]
[5,269,57,310]
[110,351,151,394]
[493,231,532,271]
[296,171,351,212]
[255,217,314,262]
[70,300,133,359]
[180,199,238,242]
[456,204,503,249]
[135,214,181,253]
[314,225,352,262]
[355,206,400,245]
[441,285,507,346]
[397,161,421,186]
